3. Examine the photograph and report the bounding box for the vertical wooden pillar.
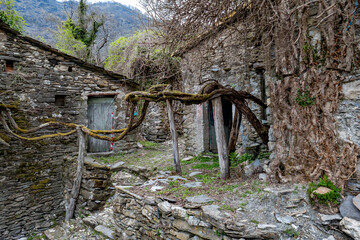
[212,97,230,179]
[66,127,85,221]
[166,100,182,174]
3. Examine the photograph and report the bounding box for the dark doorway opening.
[208,98,233,153]
[87,96,115,153]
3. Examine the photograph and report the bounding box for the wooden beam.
[66,127,86,221]
[166,100,182,174]
[212,97,230,179]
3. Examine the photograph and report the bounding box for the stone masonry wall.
[180,24,272,156]
[0,25,136,239]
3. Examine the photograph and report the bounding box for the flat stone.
[352,194,360,211]
[44,226,66,240]
[340,195,360,221]
[160,196,177,203]
[259,173,267,181]
[257,224,277,229]
[187,216,201,226]
[201,205,223,222]
[189,172,202,177]
[186,195,214,204]
[171,206,187,219]
[275,214,295,224]
[318,213,342,222]
[314,187,332,195]
[151,186,164,192]
[94,225,114,239]
[158,201,172,214]
[142,179,156,186]
[182,156,193,161]
[110,161,125,170]
[83,216,98,228]
[168,175,187,181]
[339,217,360,239]
[322,236,336,240]
[181,182,202,188]
[264,187,295,195]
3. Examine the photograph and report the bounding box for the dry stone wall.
[0,25,136,239]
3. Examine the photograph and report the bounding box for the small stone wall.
[63,157,115,216]
[113,187,276,240]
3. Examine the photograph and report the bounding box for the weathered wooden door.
[208,98,233,153]
[87,97,115,153]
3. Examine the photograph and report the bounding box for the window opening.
[55,95,66,106]
[5,61,14,72]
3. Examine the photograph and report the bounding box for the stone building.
[177,7,360,173]
[0,20,137,239]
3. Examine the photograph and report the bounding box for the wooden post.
[166,99,182,174]
[228,108,241,155]
[66,127,86,221]
[212,97,230,179]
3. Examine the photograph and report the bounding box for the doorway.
[87,96,115,153]
[208,98,233,153]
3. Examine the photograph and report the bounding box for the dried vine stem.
[0,81,268,144]
[141,0,359,187]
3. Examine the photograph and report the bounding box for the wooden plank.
[212,97,230,179]
[66,127,85,221]
[166,99,182,174]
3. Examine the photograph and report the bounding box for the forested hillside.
[13,0,145,44]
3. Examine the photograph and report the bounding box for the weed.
[295,87,315,107]
[27,233,46,240]
[250,219,259,225]
[284,227,300,237]
[239,201,248,208]
[220,204,236,212]
[308,175,341,205]
[229,152,254,167]
[192,162,219,170]
[196,174,215,184]
[257,152,271,160]
[214,230,224,237]
[139,141,158,149]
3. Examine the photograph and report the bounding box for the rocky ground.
[28,140,360,240]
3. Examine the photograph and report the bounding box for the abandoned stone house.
[0,20,139,238]
[178,7,360,178]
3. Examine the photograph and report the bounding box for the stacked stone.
[112,187,280,240]
[77,161,114,212]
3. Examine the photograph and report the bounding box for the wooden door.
[208,98,233,153]
[87,97,114,153]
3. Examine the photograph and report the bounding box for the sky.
[57,0,145,13]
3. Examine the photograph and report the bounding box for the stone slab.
[186,195,214,204]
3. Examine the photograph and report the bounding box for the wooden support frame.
[65,127,85,221]
[212,97,230,179]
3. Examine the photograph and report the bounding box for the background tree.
[0,0,26,33]
[105,30,181,90]
[55,0,106,64]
